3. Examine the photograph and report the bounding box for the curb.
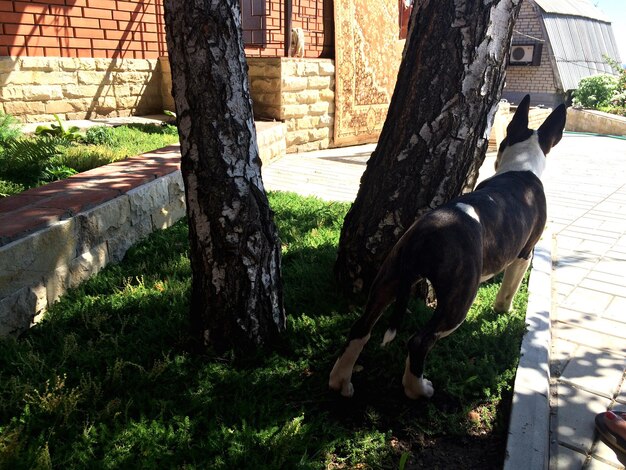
[504,229,553,470]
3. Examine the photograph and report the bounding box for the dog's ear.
[537,104,567,155]
[506,95,532,145]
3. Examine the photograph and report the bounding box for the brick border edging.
[0,147,185,337]
[504,230,553,470]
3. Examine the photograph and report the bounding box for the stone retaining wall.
[0,56,163,123]
[0,147,185,337]
[566,108,626,136]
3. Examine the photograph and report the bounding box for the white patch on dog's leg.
[494,257,531,312]
[381,328,397,347]
[402,356,434,399]
[328,334,370,397]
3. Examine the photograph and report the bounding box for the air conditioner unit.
[510,45,535,64]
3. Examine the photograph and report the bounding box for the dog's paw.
[402,371,434,399]
[493,300,512,313]
[329,377,354,397]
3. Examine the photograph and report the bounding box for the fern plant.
[0,136,64,186]
[0,112,22,147]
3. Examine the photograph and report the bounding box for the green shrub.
[573,74,618,108]
[0,136,65,186]
[0,113,22,146]
[84,126,117,146]
[35,114,82,143]
[0,179,25,197]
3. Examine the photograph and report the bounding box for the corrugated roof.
[541,14,621,90]
[532,0,622,91]
[533,0,610,23]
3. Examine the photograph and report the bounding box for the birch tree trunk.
[163,0,285,352]
[335,0,522,294]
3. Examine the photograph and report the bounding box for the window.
[241,0,266,46]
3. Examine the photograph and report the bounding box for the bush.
[0,113,22,147]
[573,74,618,108]
[0,136,66,186]
[0,179,25,197]
[84,126,118,146]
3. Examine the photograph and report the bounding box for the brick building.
[503,0,621,107]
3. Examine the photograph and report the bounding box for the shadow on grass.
[0,192,526,469]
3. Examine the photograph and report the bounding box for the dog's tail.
[380,251,416,347]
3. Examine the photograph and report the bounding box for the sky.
[593,0,626,63]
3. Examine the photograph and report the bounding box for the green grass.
[0,192,527,469]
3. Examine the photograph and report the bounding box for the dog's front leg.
[494,256,531,312]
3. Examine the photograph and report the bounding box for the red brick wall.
[244,0,330,58]
[0,0,330,59]
[0,0,166,59]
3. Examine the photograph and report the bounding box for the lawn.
[0,191,527,469]
[0,116,179,197]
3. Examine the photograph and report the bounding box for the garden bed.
[0,114,179,198]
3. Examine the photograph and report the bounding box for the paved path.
[263,133,626,469]
[544,134,626,470]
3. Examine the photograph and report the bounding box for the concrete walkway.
[262,132,626,469]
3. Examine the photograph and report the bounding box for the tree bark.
[163,0,285,352]
[335,0,522,294]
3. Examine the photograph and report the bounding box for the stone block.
[286,130,310,146]
[78,71,111,86]
[46,243,109,305]
[250,77,281,94]
[0,86,24,101]
[304,61,320,77]
[127,177,170,232]
[295,115,320,130]
[309,101,333,116]
[45,100,80,115]
[76,196,131,257]
[308,75,332,90]
[318,60,335,76]
[62,84,98,99]
[281,76,308,92]
[58,58,82,71]
[1,71,36,85]
[33,71,76,86]
[19,57,58,72]
[320,88,335,102]
[281,104,309,119]
[0,219,77,299]
[296,90,320,105]
[309,127,330,141]
[0,57,18,74]
[0,284,47,337]
[3,100,46,116]
[23,85,64,101]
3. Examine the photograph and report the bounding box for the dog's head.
[495,94,566,178]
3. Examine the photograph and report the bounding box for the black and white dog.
[329,95,566,399]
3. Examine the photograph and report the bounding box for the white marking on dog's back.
[455,203,480,222]
[495,132,545,178]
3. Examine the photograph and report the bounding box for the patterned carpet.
[333,0,406,146]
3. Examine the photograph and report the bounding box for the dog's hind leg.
[402,278,479,399]
[494,256,531,313]
[329,274,402,397]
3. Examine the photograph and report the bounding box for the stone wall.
[0,156,185,337]
[0,56,163,123]
[247,57,335,153]
[566,108,626,136]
